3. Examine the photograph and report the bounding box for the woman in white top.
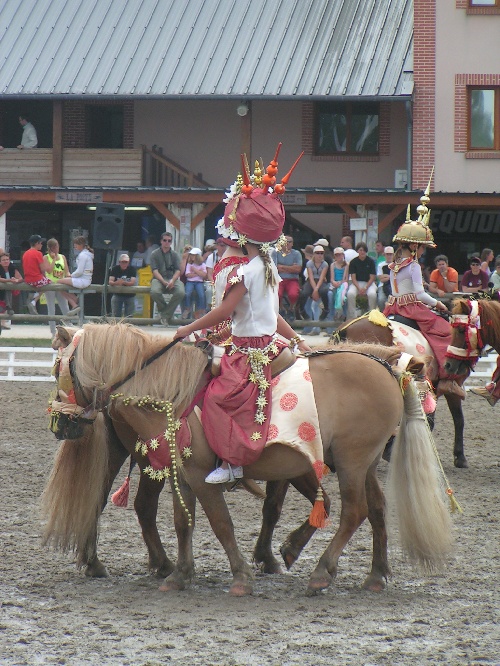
[58,236,94,290]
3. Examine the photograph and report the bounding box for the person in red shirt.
[460,256,489,294]
[22,235,52,313]
[428,254,458,303]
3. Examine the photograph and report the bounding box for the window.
[470,0,498,6]
[469,88,500,149]
[87,105,124,148]
[315,102,379,155]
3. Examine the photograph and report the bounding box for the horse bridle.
[446,300,483,367]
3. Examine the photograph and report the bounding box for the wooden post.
[52,101,63,186]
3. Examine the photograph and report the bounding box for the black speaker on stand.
[93,203,125,317]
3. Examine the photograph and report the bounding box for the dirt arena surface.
[1,380,499,665]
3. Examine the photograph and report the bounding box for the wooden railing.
[142,144,209,187]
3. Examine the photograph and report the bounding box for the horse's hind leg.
[362,463,390,592]
[445,394,467,468]
[307,469,367,594]
[253,480,290,574]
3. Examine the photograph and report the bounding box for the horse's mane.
[75,323,208,412]
[453,297,500,350]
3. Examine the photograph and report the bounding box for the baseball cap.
[29,234,46,244]
[313,245,325,253]
[384,246,395,254]
[315,238,329,247]
[118,253,130,261]
[333,247,345,254]
[204,238,216,248]
[189,247,202,255]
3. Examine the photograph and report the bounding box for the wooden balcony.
[0,148,143,187]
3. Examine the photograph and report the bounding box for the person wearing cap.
[460,256,489,294]
[149,232,185,325]
[384,186,460,397]
[325,247,348,333]
[22,235,52,314]
[108,253,137,318]
[315,238,333,265]
[299,245,330,322]
[376,246,395,310]
[346,242,377,319]
[271,234,302,322]
[183,247,207,320]
[202,239,217,262]
[174,147,311,483]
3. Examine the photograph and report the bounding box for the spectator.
[346,241,377,319]
[205,237,226,310]
[0,252,23,329]
[376,246,394,310]
[340,235,359,264]
[17,114,38,149]
[108,253,137,318]
[428,254,458,299]
[326,247,348,333]
[315,238,333,265]
[488,258,500,290]
[57,236,94,295]
[44,238,73,335]
[272,234,302,322]
[149,232,185,325]
[460,256,489,294]
[183,247,207,320]
[202,239,217,262]
[299,245,330,321]
[131,241,146,268]
[21,235,52,315]
[371,239,386,268]
[143,234,159,266]
[480,248,494,276]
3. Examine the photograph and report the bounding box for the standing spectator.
[376,246,395,310]
[460,256,489,294]
[131,241,146,268]
[272,234,303,322]
[149,232,185,325]
[428,254,458,300]
[57,237,94,313]
[44,238,73,335]
[109,253,137,318]
[346,242,377,319]
[17,114,38,149]
[0,252,23,329]
[340,236,359,264]
[480,248,494,276]
[22,235,52,314]
[488,258,500,290]
[183,247,207,320]
[143,234,159,266]
[299,245,330,320]
[205,237,226,310]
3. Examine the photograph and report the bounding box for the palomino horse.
[331,311,470,468]
[45,327,328,579]
[44,322,452,596]
[445,296,500,381]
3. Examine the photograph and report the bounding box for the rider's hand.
[174,325,191,340]
[435,301,447,313]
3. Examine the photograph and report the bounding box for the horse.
[44,322,452,596]
[444,296,500,380]
[331,310,470,468]
[45,326,328,579]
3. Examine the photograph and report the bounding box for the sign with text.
[431,209,500,235]
[55,191,103,204]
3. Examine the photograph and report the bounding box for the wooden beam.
[190,203,219,230]
[153,202,180,230]
[52,101,63,186]
[378,204,406,232]
[0,201,15,217]
[339,204,359,218]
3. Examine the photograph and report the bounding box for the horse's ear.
[56,325,73,347]
[451,299,470,315]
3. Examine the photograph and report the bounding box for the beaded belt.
[387,293,419,306]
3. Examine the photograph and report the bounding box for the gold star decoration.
[250,431,262,441]
[255,412,266,425]
[182,446,192,459]
[149,437,159,451]
[256,395,268,407]
[248,372,258,384]
[237,234,248,246]
[229,275,242,285]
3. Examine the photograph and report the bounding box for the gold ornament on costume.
[392,167,436,247]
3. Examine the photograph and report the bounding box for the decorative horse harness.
[446,300,483,368]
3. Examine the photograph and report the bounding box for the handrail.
[141,144,210,188]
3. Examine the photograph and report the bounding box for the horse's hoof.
[307,573,332,594]
[362,576,386,592]
[159,570,188,592]
[454,455,468,469]
[152,561,176,578]
[257,560,283,575]
[229,582,253,596]
[280,546,298,570]
[84,561,108,578]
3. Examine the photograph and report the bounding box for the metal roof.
[0,0,413,99]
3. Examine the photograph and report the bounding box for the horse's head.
[444,299,481,378]
[50,327,97,440]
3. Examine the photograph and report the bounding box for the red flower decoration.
[271,376,281,388]
[399,327,409,336]
[280,392,298,411]
[303,370,311,382]
[396,340,405,350]
[267,424,279,440]
[298,422,316,442]
[416,343,426,354]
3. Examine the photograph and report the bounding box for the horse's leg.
[444,394,467,468]
[159,475,196,591]
[279,474,332,570]
[253,480,290,574]
[362,462,390,592]
[307,469,367,594]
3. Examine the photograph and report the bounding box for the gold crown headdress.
[393,168,436,247]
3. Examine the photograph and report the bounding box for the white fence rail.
[0,347,57,382]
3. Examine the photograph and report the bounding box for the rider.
[383,184,464,398]
[174,146,310,483]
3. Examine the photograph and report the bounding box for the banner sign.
[430,209,500,235]
[55,191,103,203]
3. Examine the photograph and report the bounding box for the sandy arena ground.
[0,375,499,665]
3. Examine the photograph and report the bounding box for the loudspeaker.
[93,203,125,250]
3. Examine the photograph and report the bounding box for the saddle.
[388,314,420,331]
[208,343,296,378]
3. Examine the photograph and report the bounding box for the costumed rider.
[383,177,463,398]
[174,144,311,483]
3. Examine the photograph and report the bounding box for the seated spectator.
[376,246,394,310]
[340,236,359,264]
[272,234,302,322]
[143,234,159,266]
[0,252,23,329]
[149,232,185,325]
[109,253,137,318]
[315,238,333,265]
[488,258,500,290]
[428,254,458,301]
[460,256,489,294]
[346,242,377,319]
[22,234,52,315]
[183,247,207,320]
[131,241,146,268]
[480,248,494,276]
[299,245,330,320]
[326,247,348,333]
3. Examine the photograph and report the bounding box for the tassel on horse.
[111,457,136,508]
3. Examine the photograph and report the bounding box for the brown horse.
[44,322,452,596]
[445,297,500,379]
[331,311,470,468]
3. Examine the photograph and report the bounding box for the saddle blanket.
[389,321,438,380]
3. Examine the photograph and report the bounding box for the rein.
[446,300,483,365]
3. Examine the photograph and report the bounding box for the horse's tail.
[387,379,453,569]
[40,413,109,567]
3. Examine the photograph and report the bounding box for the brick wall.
[62,100,134,148]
